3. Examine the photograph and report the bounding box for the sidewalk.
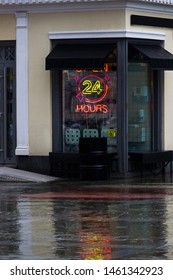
[0,166,173,186]
[0,167,59,183]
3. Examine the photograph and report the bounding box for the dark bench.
[129,150,173,178]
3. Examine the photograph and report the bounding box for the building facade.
[1,0,173,177]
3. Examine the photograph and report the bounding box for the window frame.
[51,38,163,174]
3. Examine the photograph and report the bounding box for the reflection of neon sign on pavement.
[74,74,110,104]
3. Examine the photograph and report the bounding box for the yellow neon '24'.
[82,80,103,95]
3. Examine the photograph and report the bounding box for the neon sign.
[76,63,109,73]
[82,79,103,95]
[75,104,108,114]
[74,73,110,114]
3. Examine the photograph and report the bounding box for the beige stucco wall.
[28,8,173,155]
[0,14,15,40]
[28,10,126,155]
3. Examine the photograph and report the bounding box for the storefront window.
[62,68,117,153]
[128,63,153,151]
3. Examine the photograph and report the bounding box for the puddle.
[0,184,173,259]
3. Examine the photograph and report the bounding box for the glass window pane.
[128,63,153,151]
[62,68,117,153]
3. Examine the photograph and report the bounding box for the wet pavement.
[0,167,59,183]
[1,174,173,260]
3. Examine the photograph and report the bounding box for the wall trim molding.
[0,1,173,15]
[49,30,166,41]
[15,146,29,156]
[15,12,29,156]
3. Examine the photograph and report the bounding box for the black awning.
[46,43,116,70]
[132,44,173,70]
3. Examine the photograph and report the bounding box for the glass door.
[0,64,16,164]
[6,65,16,163]
[0,44,16,164]
[0,64,4,162]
